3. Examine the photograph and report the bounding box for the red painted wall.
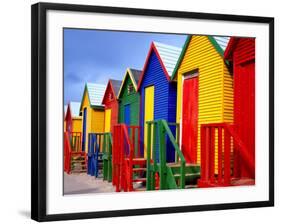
[232,38,255,179]
[65,105,72,132]
[103,83,119,133]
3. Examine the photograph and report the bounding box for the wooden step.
[133,167,147,172]
[167,162,199,167]
[72,160,86,163]
[133,178,146,182]
[71,169,87,173]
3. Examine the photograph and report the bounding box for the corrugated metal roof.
[86,83,107,106]
[69,102,81,117]
[109,79,122,96]
[213,36,230,51]
[153,42,182,77]
[129,68,142,85]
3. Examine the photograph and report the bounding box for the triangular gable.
[171,35,230,80]
[102,79,122,104]
[80,83,106,112]
[137,42,182,90]
[117,68,141,99]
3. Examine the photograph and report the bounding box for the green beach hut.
[117,68,142,126]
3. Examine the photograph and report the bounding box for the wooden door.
[124,104,131,126]
[181,76,198,163]
[105,109,111,133]
[144,86,154,158]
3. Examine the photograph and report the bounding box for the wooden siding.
[91,109,105,133]
[175,35,233,165]
[103,83,119,133]
[139,50,176,162]
[80,89,105,152]
[118,74,140,126]
[72,118,82,133]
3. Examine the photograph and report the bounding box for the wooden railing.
[112,124,141,192]
[87,132,112,180]
[146,120,185,190]
[198,123,254,187]
[64,132,72,174]
[64,131,84,174]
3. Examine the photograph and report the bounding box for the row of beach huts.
[64,35,255,192]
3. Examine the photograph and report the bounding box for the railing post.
[217,127,223,185]
[210,127,215,184]
[146,122,152,190]
[159,120,167,190]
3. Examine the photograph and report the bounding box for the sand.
[64,172,115,195]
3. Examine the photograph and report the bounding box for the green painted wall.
[118,76,140,126]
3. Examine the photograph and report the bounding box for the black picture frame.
[31,2,274,222]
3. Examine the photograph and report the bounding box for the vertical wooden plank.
[200,126,206,183]
[218,127,223,184]
[210,127,215,183]
[146,123,152,190]
[224,129,231,185]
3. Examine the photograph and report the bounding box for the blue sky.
[64,28,187,104]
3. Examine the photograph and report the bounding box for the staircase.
[146,120,200,190]
[64,131,87,174]
[71,154,87,173]
[113,124,146,192]
[87,133,112,180]
[198,123,255,187]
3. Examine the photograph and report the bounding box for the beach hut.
[64,102,82,133]
[171,35,232,166]
[102,79,122,133]
[80,83,106,152]
[138,42,182,162]
[224,37,255,179]
[118,68,142,126]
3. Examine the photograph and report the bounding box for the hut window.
[128,84,134,94]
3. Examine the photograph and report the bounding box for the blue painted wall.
[139,50,177,162]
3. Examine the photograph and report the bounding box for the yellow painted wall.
[72,117,82,133]
[91,109,105,133]
[144,86,154,158]
[81,91,105,152]
[104,109,111,133]
[175,36,233,166]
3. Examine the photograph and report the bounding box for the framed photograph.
[31,2,274,222]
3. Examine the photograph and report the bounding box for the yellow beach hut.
[171,35,232,166]
[80,83,106,152]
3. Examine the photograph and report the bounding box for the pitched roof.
[69,102,81,117]
[214,36,230,51]
[137,42,182,90]
[109,79,122,97]
[129,68,142,85]
[102,79,122,104]
[171,35,230,80]
[80,83,106,111]
[117,68,142,98]
[224,37,238,60]
[64,105,67,117]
